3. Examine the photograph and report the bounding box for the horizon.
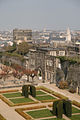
[0,0,80,30]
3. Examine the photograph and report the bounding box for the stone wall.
[59,61,80,89]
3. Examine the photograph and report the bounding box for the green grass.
[72,107,80,113]
[42,118,65,120]
[9,97,33,104]
[36,95,56,101]
[27,109,54,119]
[3,92,22,98]
[36,90,47,95]
[70,115,80,120]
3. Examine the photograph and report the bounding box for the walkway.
[40,83,80,103]
[0,99,25,120]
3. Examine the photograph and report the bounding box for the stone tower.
[66,27,71,43]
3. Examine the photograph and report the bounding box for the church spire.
[66,27,71,43]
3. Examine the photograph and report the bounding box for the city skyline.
[0,0,80,30]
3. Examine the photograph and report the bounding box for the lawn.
[42,118,65,120]
[72,107,80,113]
[36,95,56,101]
[3,92,22,98]
[70,115,80,120]
[9,97,33,104]
[27,109,54,119]
[36,90,47,95]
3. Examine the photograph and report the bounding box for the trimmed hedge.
[30,85,36,97]
[22,85,29,98]
[63,100,72,117]
[0,89,19,93]
[57,100,63,118]
[53,99,72,118]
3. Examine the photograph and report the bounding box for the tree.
[11,63,24,72]
[17,42,30,55]
[23,69,31,82]
[30,70,37,83]
[58,80,68,89]
[12,70,23,84]
[0,71,7,82]
[5,42,16,53]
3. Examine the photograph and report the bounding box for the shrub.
[63,100,72,117]
[58,80,68,89]
[53,100,60,115]
[22,85,25,96]
[22,85,29,98]
[57,100,63,118]
[30,85,36,97]
[24,86,29,98]
[69,87,76,93]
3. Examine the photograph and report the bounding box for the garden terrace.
[0,91,38,106]
[15,103,80,120]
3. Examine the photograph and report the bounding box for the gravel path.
[0,99,25,120]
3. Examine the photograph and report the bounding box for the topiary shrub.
[63,100,72,117]
[30,85,36,97]
[69,87,76,93]
[22,85,29,98]
[24,85,29,98]
[22,85,25,96]
[53,100,60,115]
[58,80,68,89]
[57,100,63,119]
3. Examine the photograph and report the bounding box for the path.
[40,83,80,103]
[0,99,25,120]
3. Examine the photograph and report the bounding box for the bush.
[24,86,29,98]
[22,85,29,98]
[22,85,25,96]
[30,85,36,97]
[63,100,72,117]
[69,87,76,93]
[53,100,60,115]
[58,80,68,89]
[57,101,63,118]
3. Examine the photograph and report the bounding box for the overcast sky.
[0,0,80,30]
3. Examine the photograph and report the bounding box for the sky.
[0,0,80,30]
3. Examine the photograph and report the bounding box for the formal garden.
[0,86,80,120]
[0,85,58,107]
[15,99,80,120]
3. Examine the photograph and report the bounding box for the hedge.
[53,100,59,115]
[30,85,36,97]
[22,85,29,98]
[63,100,72,117]
[0,89,19,93]
[57,100,63,118]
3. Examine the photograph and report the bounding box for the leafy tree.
[23,69,31,82]
[17,42,30,55]
[5,42,16,53]
[30,70,37,83]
